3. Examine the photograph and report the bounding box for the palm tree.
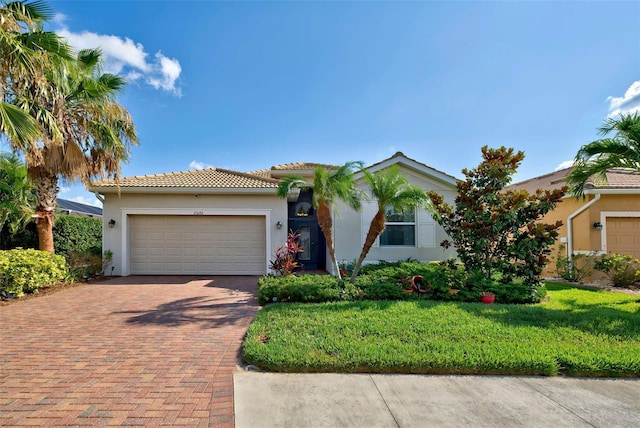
[567,113,640,197]
[1,0,71,146]
[349,165,433,282]
[0,152,35,247]
[15,48,138,252]
[276,162,363,279]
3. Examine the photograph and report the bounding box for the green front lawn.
[243,284,640,377]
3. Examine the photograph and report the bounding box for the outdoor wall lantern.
[593,222,603,231]
[108,219,116,228]
[276,221,283,229]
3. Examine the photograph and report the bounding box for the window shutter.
[417,208,436,248]
[361,201,379,248]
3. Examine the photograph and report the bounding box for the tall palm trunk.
[350,211,386,283]
[316,201,341,279]
[34,172,58,253]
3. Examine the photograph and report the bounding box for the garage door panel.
[607,217,640,260]
[129,215,266,275]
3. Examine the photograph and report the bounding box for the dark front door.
[289,219,325,270]
[288,190,326,271]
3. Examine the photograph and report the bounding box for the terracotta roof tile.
[505,168,571,193]
[600,168,640,188]
[506,167,640,193]
[92,168,279,189]
[270,162,337,171]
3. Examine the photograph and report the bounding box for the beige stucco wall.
[101,192,288,276]
[333,165,458,267]
[538,193,640,278]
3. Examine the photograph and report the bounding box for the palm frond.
[5,0,53,25]
[569,113,640,196]
[276,175,309,199]
[0,101,41,147]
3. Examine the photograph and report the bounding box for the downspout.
[93,191,105,204]
[567,192,600,260]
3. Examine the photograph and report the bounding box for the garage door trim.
[119,208,272,276]
[600,211,640,254]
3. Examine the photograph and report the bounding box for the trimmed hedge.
[258,275,362,305]
[53,215,102,256]
[258,261,547,305]
[0,249,68,296]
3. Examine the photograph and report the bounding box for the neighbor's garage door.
[606,217,640,260]
[129,215,266,275]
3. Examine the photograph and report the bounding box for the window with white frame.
[379,206,415,246]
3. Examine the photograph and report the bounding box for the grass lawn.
[243,283,640,377]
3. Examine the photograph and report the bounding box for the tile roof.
[246,162,337,178]
[506,167,640,193]
[270,162,337,171]
[91,168,280,190]
[505,168,572,193]
[598,168,640,188]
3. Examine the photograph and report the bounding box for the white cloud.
[69,195,103,208]
[52,13,67,27]
[56,26,182,95]
[147,53,182,93]
[189,160,213,170]
[555,160,574,171]
[58,186,70,194]
[607,81,640,117]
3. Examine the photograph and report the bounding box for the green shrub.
[258,261,548,305]
[0,221,38,250]
[554,244,595,282]
[0,248,67,296]
[258,275,362,305]
[53,215,102,256]
[594,253,640,287]
[352,276,416,300]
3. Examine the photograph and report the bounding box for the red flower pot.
[481,295,495,304]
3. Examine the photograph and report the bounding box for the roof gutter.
[87,186,279,195]
[93,191,105,203]
[567,192,601,259]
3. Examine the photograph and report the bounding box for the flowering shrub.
[0,249,67,296]
[269,230,304,276]
[594,253,640,288]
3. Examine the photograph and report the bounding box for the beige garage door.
[129,215,266,275]
[606,217,640,260]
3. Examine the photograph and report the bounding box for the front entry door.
[289,219,325,270]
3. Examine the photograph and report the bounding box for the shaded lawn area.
[243,284,640,377]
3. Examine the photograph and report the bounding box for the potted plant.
[480,291,495,304]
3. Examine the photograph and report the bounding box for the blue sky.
[11,1,640,206]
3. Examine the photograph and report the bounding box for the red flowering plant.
[269,230,305,276]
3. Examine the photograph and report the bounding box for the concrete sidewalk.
[234,373,640,427]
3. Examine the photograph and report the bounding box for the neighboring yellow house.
[507,167,640,278]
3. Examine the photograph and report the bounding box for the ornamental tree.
[428,146,565,286]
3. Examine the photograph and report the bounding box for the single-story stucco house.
[89,152,457,276]
[507,167,640,277]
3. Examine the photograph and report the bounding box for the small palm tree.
[349,165,433,282]
[276,162,363,279]
[567,113,640,197]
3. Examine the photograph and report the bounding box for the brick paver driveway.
[0,276,260,427]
